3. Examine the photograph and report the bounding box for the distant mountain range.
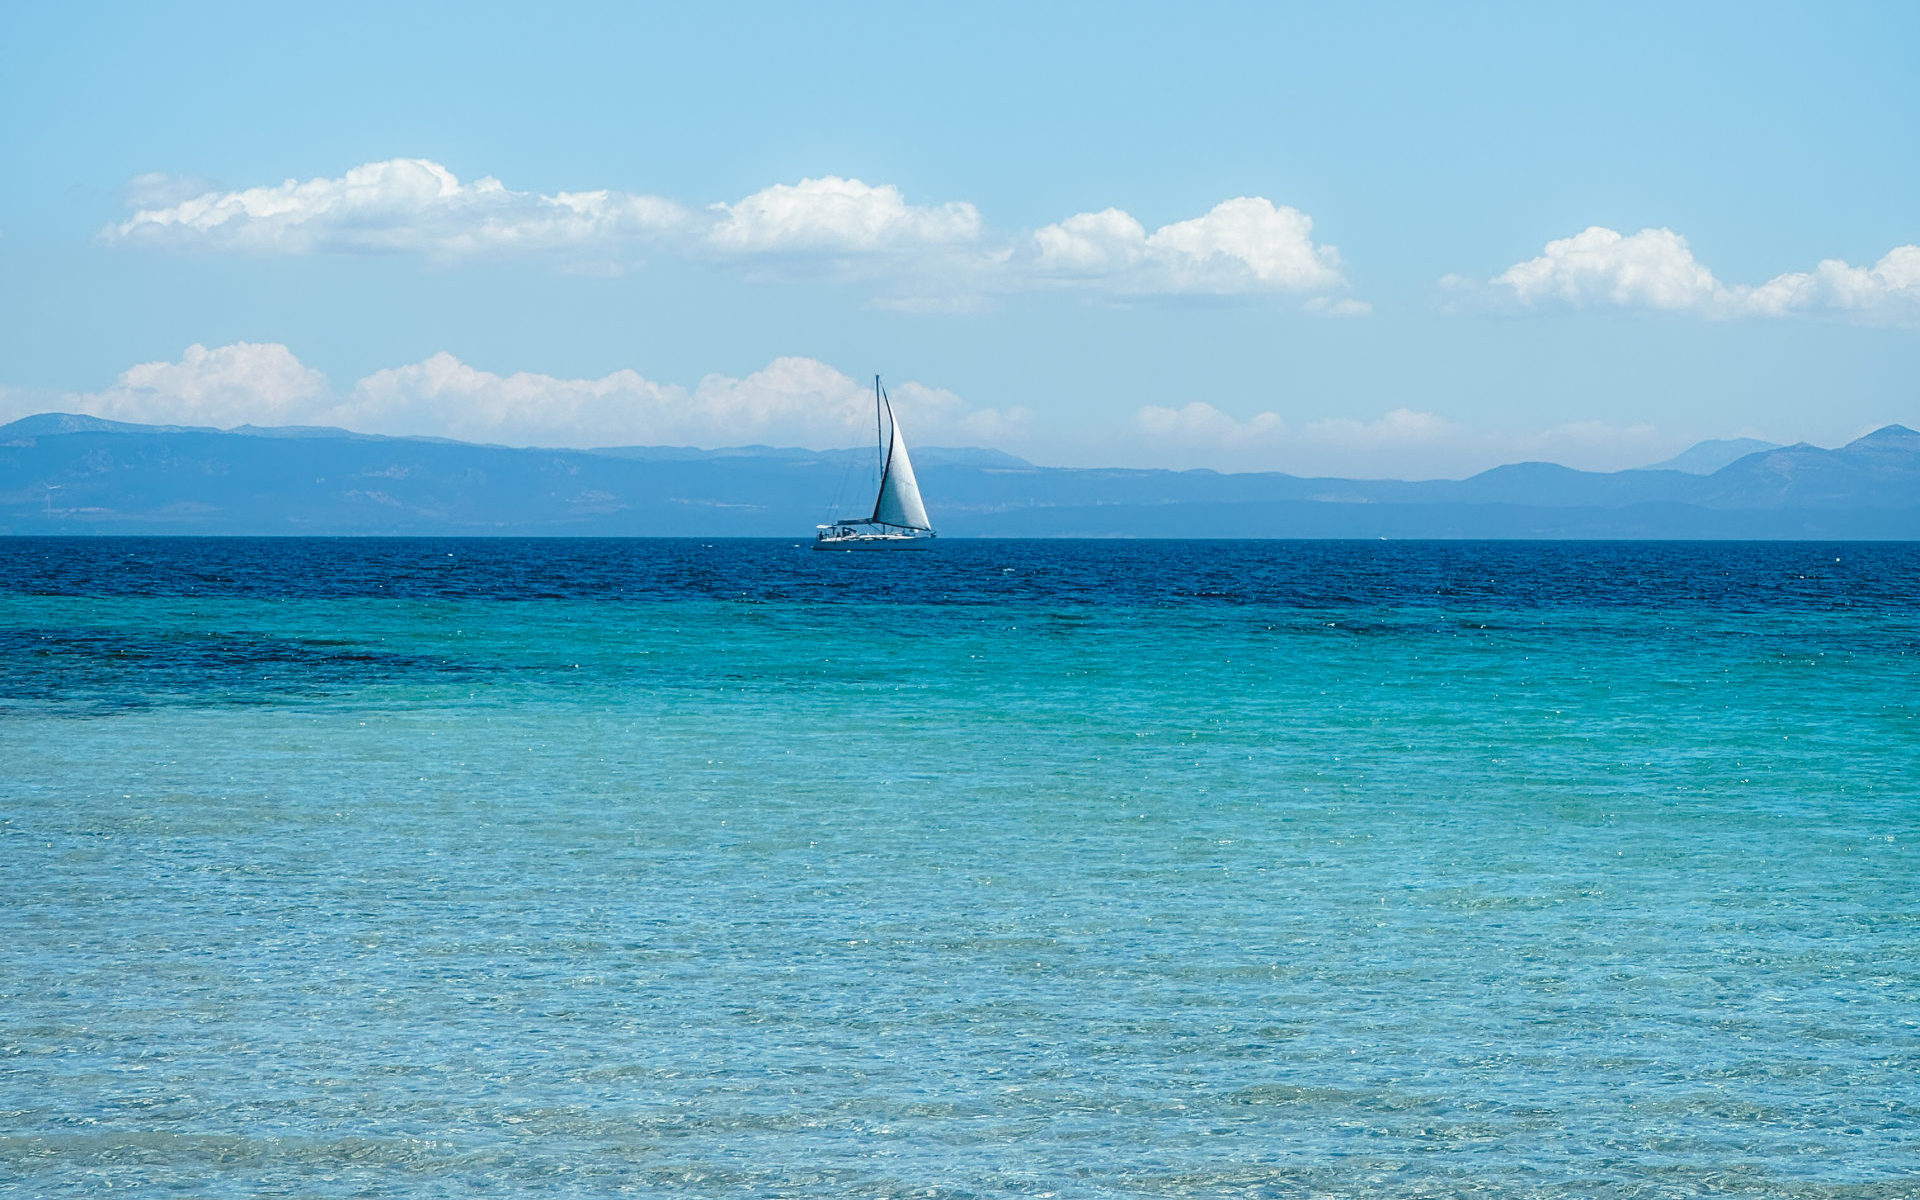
[4,413,1918,538]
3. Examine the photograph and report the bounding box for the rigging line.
[825,373,882,526]
[824,443,858,524]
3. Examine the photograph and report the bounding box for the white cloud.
[1124,404,1452,473]
[341,354,682,446]
[1148,198,1346,293]
[1739,244,1920,319]
[122,171,217,209]
[1510,420,1664,465]
[1492,227,1720,311]
[102,159,1356,305]
[1475,226,1920,324]
[58,343,1025,451]
[1108,403,1671,477]
[88,342,330,427]
[343,354,1026,447]
[708,176,982,253]
[1032,208,1149,276]
[1137,402,1286,446]
[1305,297,1373,317]
[1033,197,1347,296]
[105,159,687,256]
[1303,408,1452,445]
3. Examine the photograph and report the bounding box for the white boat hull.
[813,533,934,551]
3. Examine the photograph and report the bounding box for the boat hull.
[812,535,933,551]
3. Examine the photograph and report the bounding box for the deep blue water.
[2,538,1916,1197]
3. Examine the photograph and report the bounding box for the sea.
[2,537,1916,1198]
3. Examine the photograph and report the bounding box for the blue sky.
[2,1,1915,475]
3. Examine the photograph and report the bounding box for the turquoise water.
[3,539,1917,1197]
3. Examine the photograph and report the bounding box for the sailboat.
[814,375,936,550]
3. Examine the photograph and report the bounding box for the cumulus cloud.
[1147,198,1345,293]
[106,159,688,256]
[1739,244,1920,319]
[1033,197,1347,296]
[61,343,1025,451]
[86,342,330,427]
[708,176,982,254]
[1468,226,1920,324]
[1032,208,1146,276]
[1491,227,1720,311]
[341,354,682,446]
[102,159,1355,304]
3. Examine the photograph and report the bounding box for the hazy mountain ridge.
[1646,437,1783,475]
[2,415,1916,538]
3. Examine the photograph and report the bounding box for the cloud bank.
[66,343,1028,450]
[9,343,1749,477]
[105,160,1355,306]
[1465,226,1920,324]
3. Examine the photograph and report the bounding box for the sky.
[1,0,1915,477]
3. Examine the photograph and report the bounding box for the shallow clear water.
[3,539,1917,1197]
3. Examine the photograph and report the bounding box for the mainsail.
[870,394,931,530]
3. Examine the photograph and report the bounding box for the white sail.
[871,402,932,530]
